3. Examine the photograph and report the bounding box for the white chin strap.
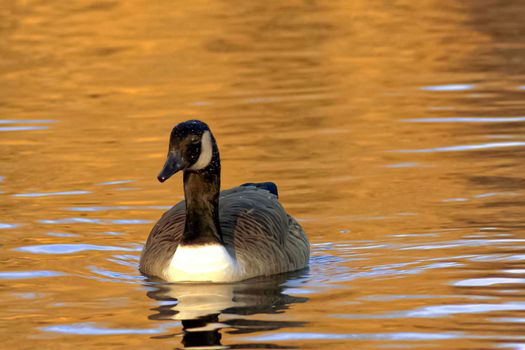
[189,130,213,170]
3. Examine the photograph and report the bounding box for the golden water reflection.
[147,272,308,348]
[2,1,525,349]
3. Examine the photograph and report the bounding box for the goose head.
[158,120,217,182]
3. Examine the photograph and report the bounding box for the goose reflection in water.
[145,270,309,349]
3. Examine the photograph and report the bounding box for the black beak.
[157,153,185,183]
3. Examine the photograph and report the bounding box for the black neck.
[181,146,222,245]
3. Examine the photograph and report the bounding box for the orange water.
[2,1,525,349]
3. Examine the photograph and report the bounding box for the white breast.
[163,244,243,283]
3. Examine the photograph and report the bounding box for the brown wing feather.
[218,186,309,277]
[139,201,185,277]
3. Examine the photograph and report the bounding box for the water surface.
[2,1,525,349]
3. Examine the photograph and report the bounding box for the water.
[2,1,525,349]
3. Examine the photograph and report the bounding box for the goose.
[139,120,310,283]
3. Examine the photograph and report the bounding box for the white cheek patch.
[189,130,213,170]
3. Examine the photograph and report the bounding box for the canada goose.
[139,120,309,283]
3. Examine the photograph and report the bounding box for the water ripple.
[41,322,165,335]
[384,162,421,168]
[46,232,79,237]
[454,277,525,287]
[402,239,525,251]
[16,244,139,254]
[65,205,170,212]
[0,119,56,124]
[492,317,525,323]
[396,142,525,153]
[97,180,135,186]
[241,331,461,341]
[13,190,90,198]
[0,270,64,279]
[39,218,152,225]
[499,343,525,350]
[0,223,19,229]
[0,126,49,132]
[403,117,525,123]
[108,256,139,268]
[88,265,142,281]
[407,302,525,317]
[420,84,474,91]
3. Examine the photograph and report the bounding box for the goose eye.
[190,136,200,144]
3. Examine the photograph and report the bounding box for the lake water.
[2,1,525,349]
